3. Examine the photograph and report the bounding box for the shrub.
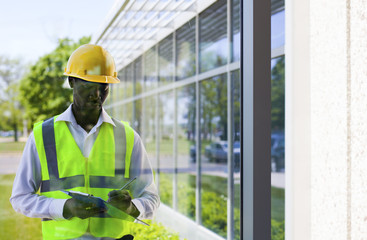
[130,220,186,240]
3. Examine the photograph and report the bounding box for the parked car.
[190,141,240,171]
[205,141,228,163]
[271,133,285,172]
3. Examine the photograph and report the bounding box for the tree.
[0,57,26,141]
[20,37,90,127]
[271,56,285,131]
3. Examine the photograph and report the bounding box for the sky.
[0,0,116,64]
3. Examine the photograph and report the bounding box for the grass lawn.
[0,174,42,240]
[0,139,26,153]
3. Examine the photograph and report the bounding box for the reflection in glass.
[176,18,196,80]
[135,57,143,96]
[199,0,228,73]
[271,10,285,50]
[143,96,157,183]
[159,34,174,85]
[125,102,133,126]
[158,91,175,207]
[176,84,196,221]
[231,70,241,240]
[144,47,157,90]
[112,69,126,120]
[232,0,240,62]
[134,99,142,135]
[125,63,134,99]
[271,55,285,240]
[200,74,228,238]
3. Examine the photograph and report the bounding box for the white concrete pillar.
[287,0,367,238]
[285,0,311,238]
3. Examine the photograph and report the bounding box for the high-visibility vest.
[33,116,136,240]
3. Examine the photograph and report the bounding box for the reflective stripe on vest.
[33,116,136,239]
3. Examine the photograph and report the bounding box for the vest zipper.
[85,157,89,193]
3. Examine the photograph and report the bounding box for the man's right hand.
[63,198,106,219]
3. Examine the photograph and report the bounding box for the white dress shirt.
[10,105,160,224]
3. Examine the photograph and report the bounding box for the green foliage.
[0,56,25,140]
[130,220,185,240]
[271,219,285,240]
[19,37,90,125]
[271,56,285,131]
[159,173,173,207]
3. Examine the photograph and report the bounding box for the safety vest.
[33,116,136,240]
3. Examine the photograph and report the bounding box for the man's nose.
[89,85,101,100]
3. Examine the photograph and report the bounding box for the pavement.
[0,136,26,174]
[0,152,22,174]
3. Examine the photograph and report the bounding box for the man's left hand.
[107,190,140,218]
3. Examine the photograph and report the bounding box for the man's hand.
[63,198,106,219]
[107,190,140,218]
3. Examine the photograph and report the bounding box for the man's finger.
[108,194,131,203]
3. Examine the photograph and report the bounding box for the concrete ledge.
[155,204,225,240]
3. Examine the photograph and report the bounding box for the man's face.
[70,78,109,111]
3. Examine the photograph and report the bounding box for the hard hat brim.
[64,73,120,84]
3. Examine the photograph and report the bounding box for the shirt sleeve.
[129,132,160,220]
[9,132,67,220]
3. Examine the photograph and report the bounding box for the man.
[10,44,160,240]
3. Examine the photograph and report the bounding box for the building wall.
[287,0,367,238]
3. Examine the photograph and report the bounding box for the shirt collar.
[56,104,116,128]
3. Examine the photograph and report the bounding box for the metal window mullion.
[172,30,178,211]
[156,92,160,193]
[195,13,202,226]
[242,0,271,239]
[141,53,146,142]
[155,39,160,192]
[123,69,127,119]
[173,88,178,211]
[227,0,234,239]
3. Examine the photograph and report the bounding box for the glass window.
[134,99,142,134]
[144,46,158,90]
[134,57,143,96]
[176,18,196,80]
[232,0,240,62]
[158,91,175,207]
[271,10,285,50]
[231,70,241,240]
[158,34,174,85]
[143,96,158,182]
[271,55,285,239]
[125,63,134,98]
[199,0,228,73]
[125,102,133,125]
[176,84,196,221]
[200,74,228,238]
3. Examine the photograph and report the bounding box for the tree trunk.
[13,122,18,142]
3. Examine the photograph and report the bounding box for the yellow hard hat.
[64,44,120,84]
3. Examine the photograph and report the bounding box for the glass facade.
[176,18,196,80]
[177,84,196,220]
[200,74,228,238]
[199,0,228,73]
[106,0,285,239]
[158,34,174,85]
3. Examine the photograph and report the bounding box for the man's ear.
[68,77,74,88]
